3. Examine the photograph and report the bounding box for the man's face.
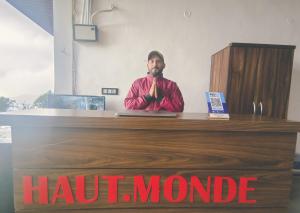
[147,56,165,77]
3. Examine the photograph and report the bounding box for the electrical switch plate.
[102,88,119,95]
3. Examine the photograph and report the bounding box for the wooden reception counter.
[1,109,300,213]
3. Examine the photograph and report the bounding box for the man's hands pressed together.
[149,77,156,98]
[147,77,163,103]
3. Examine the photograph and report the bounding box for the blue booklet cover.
[205,92,229,115]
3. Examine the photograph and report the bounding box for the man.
[124,51,184,112]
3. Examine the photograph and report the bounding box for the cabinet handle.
[259,102,263,116]
[253,102,256,115]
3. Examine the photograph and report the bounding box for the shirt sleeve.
[159,83,184,112]
[124,81,151,110]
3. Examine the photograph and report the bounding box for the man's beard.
[150,68,162,77]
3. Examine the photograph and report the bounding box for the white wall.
[53,0,73,94]
[54,0,300,153]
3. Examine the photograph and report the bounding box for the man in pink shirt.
[124,51,184,112]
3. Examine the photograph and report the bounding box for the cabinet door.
[255,48,294,119]
[227,47,260,114]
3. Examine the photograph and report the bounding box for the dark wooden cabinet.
[210,43,296,119]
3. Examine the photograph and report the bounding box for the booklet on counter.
[205,92,230,119]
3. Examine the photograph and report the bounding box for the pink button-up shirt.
[124,74,184,112]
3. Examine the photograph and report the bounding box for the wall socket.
[102,88,119,95]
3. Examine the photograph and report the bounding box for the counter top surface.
[0,109,300,132]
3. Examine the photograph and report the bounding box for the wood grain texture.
[12,127,297,170]
[210,43,295,119]
[210,46,230,95]
[257,48,294,119]
[14,169,292,211]
[227,47,261,115]
[15,207,288,213]
[229,43,296,49]
[1,109,300,132]
[3,109,299,213]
